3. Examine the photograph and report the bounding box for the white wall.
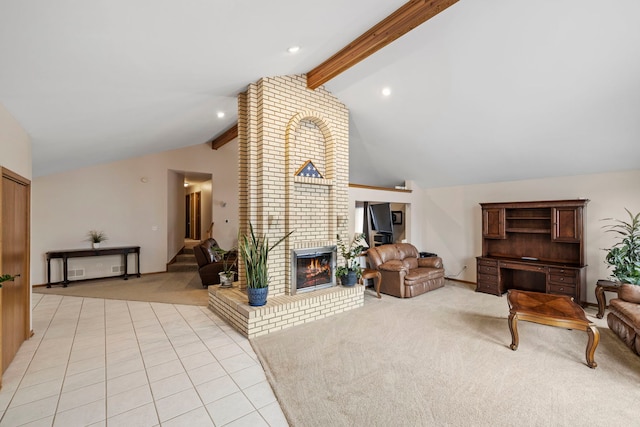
[0,103,31,179]
[422,169,640,303]
[31,141,238,285]
[195,181,213,241]
[211,148,239,249]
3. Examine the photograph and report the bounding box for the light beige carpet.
[34,271,208,305]
[251,281,640,426]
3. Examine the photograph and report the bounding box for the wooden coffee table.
[507,289,600,368]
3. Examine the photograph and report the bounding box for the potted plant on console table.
[603,208,640,297]
[86,230,107,249]
[336,233,366,287]
[239,223,293,307]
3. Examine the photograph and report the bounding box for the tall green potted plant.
[336,233,366,286]
[603,209,640,293]
[239,223,293,306]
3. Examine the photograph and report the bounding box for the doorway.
[356,201,408,247]
[185,191,202,240]
[1,168,31,373]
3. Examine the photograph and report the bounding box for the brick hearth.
[209,284,364,339]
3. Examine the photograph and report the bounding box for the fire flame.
[303,258,329,277]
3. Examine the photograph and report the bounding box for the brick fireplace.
[209,75,365,338]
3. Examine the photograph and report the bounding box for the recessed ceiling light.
[217,111,225,118]
[287,46,300,54]
[381,87,392,97]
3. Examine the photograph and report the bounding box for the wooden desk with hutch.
[476,199,588,304]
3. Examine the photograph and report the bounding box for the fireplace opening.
[291,246,337,294]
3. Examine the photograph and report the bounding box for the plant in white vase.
[87,230,107,248]
[211,246,237,288]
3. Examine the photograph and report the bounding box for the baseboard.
[446,278,476,285]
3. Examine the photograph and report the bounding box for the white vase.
[92,242,100,249]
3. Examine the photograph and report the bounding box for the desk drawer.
[477,258,498,267]
[476,281,500,295]
[478,273,498,284]
[478,265,498,275]
[500,261,548,273]
[548,267,577,276]
[549,274,576,285]
[548,283,576,297]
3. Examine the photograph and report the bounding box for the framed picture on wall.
[391,211,403,225]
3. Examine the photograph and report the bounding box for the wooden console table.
[46,246,141,287]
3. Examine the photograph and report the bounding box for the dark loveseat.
[192,238,237,287]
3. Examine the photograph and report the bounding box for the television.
[369,203,393,234]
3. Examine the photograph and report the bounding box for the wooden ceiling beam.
[210,123,238,150]
[306,0,459,90]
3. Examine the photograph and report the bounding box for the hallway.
[0,293,287,426]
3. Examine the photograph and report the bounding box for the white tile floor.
[0,293,288,426]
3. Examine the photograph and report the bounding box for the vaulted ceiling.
[1,1,639,188]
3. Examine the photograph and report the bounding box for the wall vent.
[68,268,85,278]
[111,265,125,274]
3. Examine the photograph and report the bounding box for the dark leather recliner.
[367,243,445,298]
[192,238,237,287]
